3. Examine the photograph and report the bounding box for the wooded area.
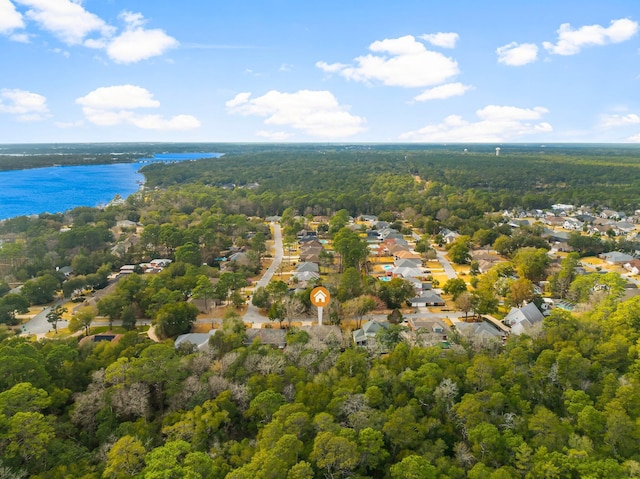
[0,144,639,478]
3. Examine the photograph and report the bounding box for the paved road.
[22,300,66,337]
[244,222,283,325]
[434,248,458,279]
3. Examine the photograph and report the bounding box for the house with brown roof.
[395,250,421,261]
[624,259,640,275]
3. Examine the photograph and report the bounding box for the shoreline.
[0,152,221,221]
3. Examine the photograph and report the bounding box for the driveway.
[434,248,458,279]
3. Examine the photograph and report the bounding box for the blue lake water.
[0,153,220,220]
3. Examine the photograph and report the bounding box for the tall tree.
[250,231,267,260]
[446,236,471,265]
[506,277,535,307]
[97,293,127,330]
[443,278,467,300]
[333,227,369,272]
[175,242,202,266]
[343,295,376,329]
[548,252,580,299]
[337,267,363,302]
[103,435,147,479]
[192,275,216,312]
[154,302,199,338]
[70,306,96,336]
[512,247,550,282]
[21,274,60,305]
[455,291,473,319]
[46,305,67,334]
[378,278,415,309]
[0,294,29,325]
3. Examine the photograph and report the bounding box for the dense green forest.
[141,145,640,214]
[1,144,640,477]
[0,298,639,478]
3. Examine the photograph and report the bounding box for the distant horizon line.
[2,141,640,147]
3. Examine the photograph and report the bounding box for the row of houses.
[374,237,446,305]
[352,317,449,347]
[507,206,632,222]
[543,215,637,237]
[117,258,172,276]
[291,236,325,287]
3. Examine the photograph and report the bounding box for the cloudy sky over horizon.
[1,0,640,143]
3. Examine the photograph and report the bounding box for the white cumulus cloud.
[226,89,366,139]
[496,42,539,66]
[76,85,160,110]
[543,18,639,55]
[76,85,200,131]
[601,113,640,128]
[15,0,114,45]
[9,3,176,63]
[106,11,178,64]
[0,0,24,33]
[419,32,459,48]
[317,35,459,88]
[413,82,473,102]
[316,61,349,73]
[400,105,552,142]
[0,88,49,121]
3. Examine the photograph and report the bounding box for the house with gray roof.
[353,320,389,346]
[504,303,544,336]
[392,266,424,279]
[456,321,506,342]
[174,331,215,351]
[296,262,319,273]
[410,291,445,307]
[293,271,320,282]
[394,258,422,268]
[599,251,635,264]
[600,209,625,220]
[441,229,460,244]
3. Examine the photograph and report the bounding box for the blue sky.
[1,0,639,143]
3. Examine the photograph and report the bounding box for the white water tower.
[495,147,501,156]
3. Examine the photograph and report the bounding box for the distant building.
[599,251,634,264]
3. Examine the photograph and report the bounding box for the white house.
[563,218,584,231]
[504,303,544,336]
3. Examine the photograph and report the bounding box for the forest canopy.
[140,144,640,215]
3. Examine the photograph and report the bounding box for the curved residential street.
[22,300,67,338]
[243,222,283,325]
[19,224,464,338]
